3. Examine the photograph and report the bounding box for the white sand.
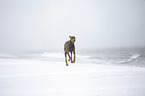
[0,59,145,96]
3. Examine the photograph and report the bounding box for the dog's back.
[64,40,75,53]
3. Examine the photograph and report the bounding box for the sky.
[0,0,145,52]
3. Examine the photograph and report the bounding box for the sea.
[0,47,145,67]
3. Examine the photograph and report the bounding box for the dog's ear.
[69,36,72,38]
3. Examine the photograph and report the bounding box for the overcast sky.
[0,0,145,52]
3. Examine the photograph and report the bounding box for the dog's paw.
[71,61,75,63]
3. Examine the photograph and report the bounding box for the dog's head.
[69,36,76,42]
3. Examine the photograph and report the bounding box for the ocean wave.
[0,54,15,58]
[116,54,140,64]
[41,52,64,58]
[77,55,91,59]
[41,52,91,59]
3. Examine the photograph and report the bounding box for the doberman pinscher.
[64,36,76,66]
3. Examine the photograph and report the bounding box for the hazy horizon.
[0,0,145,53]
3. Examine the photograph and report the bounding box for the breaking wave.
[40,52,141,65]
[41,52,64,58]
[41,52,91,59]
[0,54,15,58]
[116,54,141,64]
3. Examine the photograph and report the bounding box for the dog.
[64,36,76,66]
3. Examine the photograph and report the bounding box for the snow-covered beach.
[0,58,145,96]
[0,0,145,95]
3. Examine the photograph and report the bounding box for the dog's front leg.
[67,52,72,61]
[71,51,75,63]
[70,51,72,62]
[65,52,68,66]
[73,50,76,63]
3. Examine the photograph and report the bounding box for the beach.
[0,58,145,96]
[0,0,145,95]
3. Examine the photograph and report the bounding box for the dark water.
[77,47,145,67]
[0,47,145,67]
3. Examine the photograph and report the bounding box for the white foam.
[77,55,91,59]
[41,52,64,58]
[127,54,140,62]
[117,54,140,64]
[0,53,15,58]
[41,52,91,59]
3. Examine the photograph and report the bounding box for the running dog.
[64,36,76,66]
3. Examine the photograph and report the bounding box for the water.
[77,47,145,67]
[0,47,145,67]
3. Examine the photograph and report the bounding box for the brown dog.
[64,36,76,66]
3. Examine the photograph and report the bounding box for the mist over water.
[0,0,145,53]
[1,47,144,67]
